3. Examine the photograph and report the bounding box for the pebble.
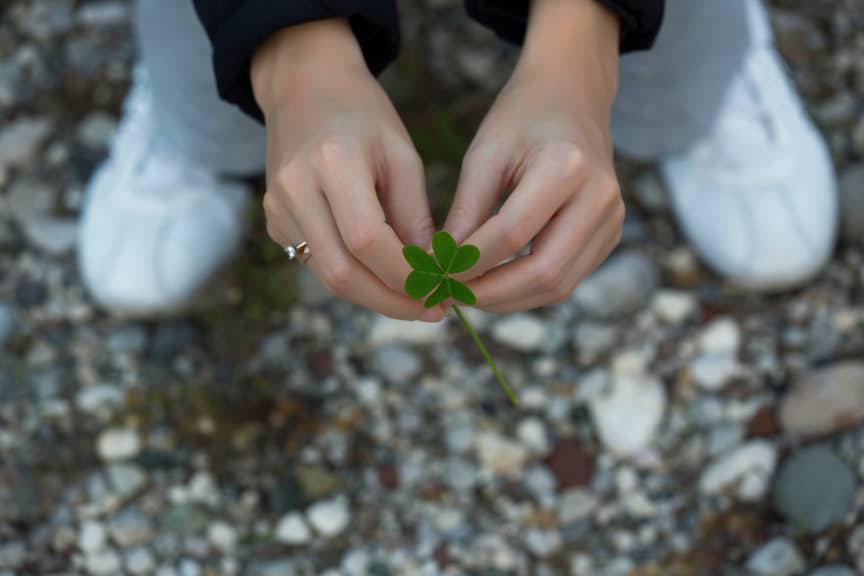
[77,112,117,149]
[207,522,237,553]
[572,252,659,320]
[651,290,697,324]
[589,372,666,457]
[516,418,550,455]
[96,428,141,462]
[838,165,864,248]
[558,489,597,524]
[0,304,16,348]
[699,441,778,501]
[86,550,122,576]
[79,521,107,553]
[474,431,529,476]
[810,567,857,576]
[689,353,741,391]
[0,117,52,171]
[307,496,350,537]
[372,344,422,384]
[106,464,147,500]
[275,513,311,545]
[545,437,595,490]
[125,548,156,575]
[369,317,445,346]
[491,314,546,352]
[772,444,855,534]
[76,385,125,416]
[698,317,741,354]
[780,363,864,439]
[108,508,153,547]
[574,322,618,362]
[746,537,806,576]
[0,541,25,570]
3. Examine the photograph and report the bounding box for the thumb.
[444,147,508,244]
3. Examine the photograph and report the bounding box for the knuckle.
[544,143,585,181]
[320,256,352,295]
[534,259,565,293]
[344,223,378,255]
[311,139,347,173]
[551,283,576,305]
[274,164,304,208]
[262,190,280,217]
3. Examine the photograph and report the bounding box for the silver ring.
[285,241,311,264]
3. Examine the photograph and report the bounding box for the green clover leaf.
[403,230,518,405]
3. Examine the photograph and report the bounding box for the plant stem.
[451,305,520,405]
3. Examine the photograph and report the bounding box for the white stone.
[126,548,156,575]
[559,489,597,524]
[79,521,107,553]
[207,522,237,553]
[276,513,312,546]
[589,373,666,457]
[96,428,141,462]
[86,550,121,576]
[307,496,350,537]
[699,441,778,501]
[491,314,546,352]
[689,353,741,391]
[0,117,52,171]
[651,291,697,324]
[516,418,549,455]
[698,317,741,354]
[369,317,445,346]
[76,385,124,415]
[747,538,805,576]
[474,431,529,476]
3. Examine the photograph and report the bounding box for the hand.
[444,0,625,314]
[252,19,443,322]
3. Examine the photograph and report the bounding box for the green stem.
[451,305,520,405]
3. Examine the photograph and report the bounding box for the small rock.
[474,431,529,476]
[275,513,311,545]
[491,314,546,352]
[77,385,125,415]
[0,304,16,348]
[689,353,741,391]
[698,317,741,354]
[307,496,350,537]
[746,537,805,576]
[699,441,778,501]
[125,548,156,575]
[810,567,858,576]
[0,541,25,569]
[369,317,445,346]
[839,167,864,248]
[651,290,697,324]
[97,428,141,462]
[558,489,597,524]
[772,444,855,534]
[780,363,864,439]
[107,464,147,500]
[516,418,549,455]
[294,465,341,501]
[79,521,107,553]
[86,550,122,576]
[207,522,237,553]
[544,437,595,490]
[20,217,78,256]
[573,322,618,362]
[524,529,562,558]
[632,172,668,213]
[78,112,117,149]
[372,344,422,384]
[589,372,665,457]
[572,252,659,320]
[0,117,52,171]
[109,508,154,547]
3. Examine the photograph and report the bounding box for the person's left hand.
[444,0,625,314]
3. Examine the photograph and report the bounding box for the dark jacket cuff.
[193,0,400,122]
[464,0,665,52]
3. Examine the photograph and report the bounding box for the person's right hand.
[252,19,444,322]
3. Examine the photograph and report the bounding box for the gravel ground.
[1,1,863,575]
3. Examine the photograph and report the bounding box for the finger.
[468,177,623,308]
[380,138,435,248]
[456,147,587,281]
[269,170,444,321]
[312,143,415,292]
[479,217,621,314]
[443,145,510,244]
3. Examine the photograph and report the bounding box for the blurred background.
[1,0,864,575]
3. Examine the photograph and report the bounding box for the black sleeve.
[464,0,665,52]
[192,0,401,122]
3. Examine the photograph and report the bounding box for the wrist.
[251,18,367,114]
[519,0,620,105]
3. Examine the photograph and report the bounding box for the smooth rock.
[207,522,237,553]
[20,217,78,256]
[97,428,141,462]
[810,567,857,576]
[0,117,52,171]
[699,441,778,501]
[474,431,529,476]
[558,489,597,524]
[780,363,864,439]
[126,548,156,575]
[307,496,350,537]
[86,550,122,576]
[698,317,741,354]
[572,252,659,320]
[372,344,422,384]
[0,541,25,569]
[772,444,855,534]
[77,385,125,415]
[275,513,311,545]
[746,537,805,576]
[78,112,117,149]
[369,317,445,346]
[689,353,741,391]
[107,464,147,500]
[839,165,864,248]
[652,291,697,324]
[0,304,16,348]
[491,314,546,352]
[589,373,665,457]
[544,437,595,490]
[109,508,154,547]
[516,418,549,455]
[574,322,618,362]
[79,521,107,553]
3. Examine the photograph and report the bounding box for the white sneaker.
[661,0,837,291]
[78,69,250,315]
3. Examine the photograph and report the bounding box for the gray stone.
[125,548,156,575]
[0,117,52,172]
[839,165,864,248]
[0,304,16,348]
[20,217,78,256]
[809,567,857,576]
[78,112,117,149]
[589,370,665,457]
[372,344,422,384]
[491,314,546,352]
[573,252,658,320]
[772,444,855,534]
[780,362,864,439]
[0,541,26,569]
[109,508,154,547]
[747,538,805,576]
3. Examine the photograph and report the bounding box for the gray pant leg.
[612,0,753,160]
[135,0,266,175]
